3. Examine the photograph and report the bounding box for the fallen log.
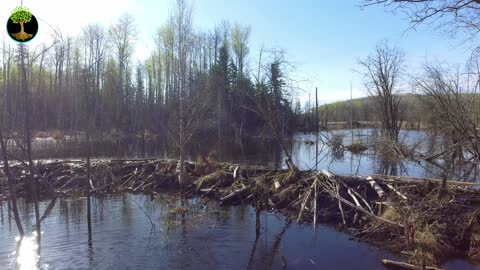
[338,179,374,214]
[347,189,362,224]
[369,174,480,188]
[297,180,315,223]
[381,259,444,270]
[336,183,347,225]
[220,185,248,204]
[368,176,385,198]
[385,183,408,201]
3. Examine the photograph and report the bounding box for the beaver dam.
[1,158,480,269]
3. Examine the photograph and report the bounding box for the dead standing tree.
[362,0,480,160]
[357,42,405,143]
[415,64,480,160]
[173,0,192,186]
[80,67,95,243]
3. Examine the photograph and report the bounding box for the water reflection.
[0,194,395,269]
[11,129,480,183]
[0,194,477,269]
[14,233,40,270]
[290,130,479,182]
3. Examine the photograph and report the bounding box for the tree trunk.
[86,129,92,244]
[20,44,41,242]
[0,127,24,236]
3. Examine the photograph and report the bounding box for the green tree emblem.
[10,7,33,41]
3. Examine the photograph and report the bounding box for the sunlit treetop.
[10,7,32,24]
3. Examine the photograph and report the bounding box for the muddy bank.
[1,158,480,269]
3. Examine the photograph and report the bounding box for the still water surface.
[0,194,477,269]
[30,129,477,182]
[27,129,479,183]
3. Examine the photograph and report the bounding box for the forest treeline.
[1,0,479,161]
[0,5,297,146]
[304,95,421,125]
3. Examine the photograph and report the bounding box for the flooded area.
[24,129,480,183]
[0,193,476,270]
[289,130,479,182]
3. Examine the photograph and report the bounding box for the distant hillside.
[312,94,422,123]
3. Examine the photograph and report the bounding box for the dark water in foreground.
[0,194,477,270]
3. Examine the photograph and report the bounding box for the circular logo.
[7,7,38,43]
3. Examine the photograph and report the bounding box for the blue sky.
[1,0,472,105]
[192,0,470,104]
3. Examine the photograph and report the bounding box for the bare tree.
[19,43,41,242]
[80,67,95,244]
[81,24,105,244]
[415,63,480,159]
[53,39,66,133]
[82,24,107,129]
[173,0,193,185]
[109,13,137,127]
[358,42,405,142]
[362,0,480,40]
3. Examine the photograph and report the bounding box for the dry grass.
[194,170,231,190]
[330,134,345,152]
[413,223,448,265]
[381,205,401,221]
[469,233,480,262]
[104,128,125,143]
[462,211,480,263]
[274,170,299,187]
[33,130,64,140]
[377,139,405,162]
[192,155,217,176]
[346,142,368,154]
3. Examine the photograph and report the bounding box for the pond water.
[288,130,479,183]
[25,129,480,183]
[0,193,477,270]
